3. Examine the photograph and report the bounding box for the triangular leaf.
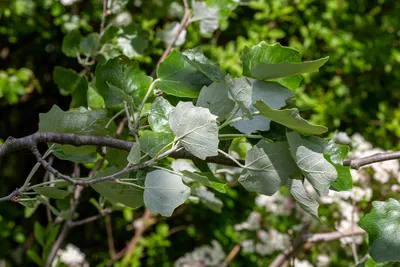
[239,140,300,196]
[139,131,174,158]
[53,66,88,108]
[182,47,225,81]
[148,97,174,133]
[181,170,226,193]
[225,75,253,119]
[127,143,141,165]
[33,187,70,199]
[196,81,235,120]
[62,29,82,57]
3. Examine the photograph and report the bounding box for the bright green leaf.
[27,250,43,266]
[87,86,105,109]
[52,144,97,164]
[33,187,70,199]
[34,222,45,247]
[95,56,152,107]
[157,50,212,98]
[144,170,190,216]
[196,81,235,120]
[359,198,400,262]
[254,100,328,135]
[181,170,226,193]
[127,143,141,165]
[286,131,337,196]
[139,131,174,158]
[170,102,219,160]
[148,97,174,133]
[39,105,116,136]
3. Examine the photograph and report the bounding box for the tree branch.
[343,151,400,169]
[269,225,366,267]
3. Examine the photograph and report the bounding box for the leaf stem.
[217,149,245,168]
[152,165,182,176]
[106,109,125,129]
[134,78,160,131]
[219,111,261,130]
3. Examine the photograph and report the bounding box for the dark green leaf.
[36,196,63,218]
[182,47,225,81]
[33,187,70,199]
[118,23,149,58]
[53,66,88,107]
[196,81,235,120]
[359,198,400,262]
[91,167,144,209]
[62,29,82,57]
[170,102,219,160]
[181,170,226,193]
[38,105,116,136]
[52,144,98,164]
[95,56,152,107]
[107,82,135,109]
[157,50,212,98]
[100,25,118,44]
[148,97,174,133]
[254,100,328,135]
[106,148,129,168]
[34,222,45,247]
[139,131,174,158]
[27,250,43,266]
[80,32,99,57]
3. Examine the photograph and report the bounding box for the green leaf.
[359,198,400,262]
[79,32,99,57]
[181,170,226,193]
[33,187,70,199]
[106,148,129,168]
[169,102,219,160]
[231,80,294,134]
[36,196,63,218]
[38,105,116,136]
[62,29,82,57]
[157,50,212,98]
[88,86,105,109]
[107,82,135,109]
[139,131,174,158]
[53,66,88,107]
[127,143,141,165]
[286,131,337,196]
[360,258,397,267]
[194,186,223,213]
[196,81,235,120]
[225,75,253,119]
[100,25,118,45]
[95,56,152,107]
[144,170,190,216]
[239,140,300,196]
[27,249,43,266]
[52,144,98,164]
[182,47,225,81]
[91,167,144,209]
[241,42,328,89]
[34,222,45,247]
[254,100,328,135]
[118,23,149,58]
[287,179,319,219]
[148,97,174,133]
[206,0,240,23]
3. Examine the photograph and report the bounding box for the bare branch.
[69,208,113,227]
[270,225,366,267]
[151,1,191,77]
[343,151,400,169]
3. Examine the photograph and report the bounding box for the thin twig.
[150,1,191,77]
[221,244,241,267]
[69,208,113,227]
[46,185,84,267]
[350,199,359,265]
[100,0,108,35]
[343,151,400,169]
[105,214,116,260]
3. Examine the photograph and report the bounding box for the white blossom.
[234,211,261,231]
[53,244,89,267]
[175,240,225,267]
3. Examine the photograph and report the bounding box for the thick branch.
[343,151,400,169]
[0,132,133,159]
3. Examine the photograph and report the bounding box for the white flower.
[234,211,261,231]
[255,192,292,215]
[55,244,89,267]
[317,254,330,267]
[175,240,225,267]
[293,258,314,267]
[241,240,255,253]
[60,0,78,6]
[115,11,132,26]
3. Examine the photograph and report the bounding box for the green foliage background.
[0,0,399,266]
